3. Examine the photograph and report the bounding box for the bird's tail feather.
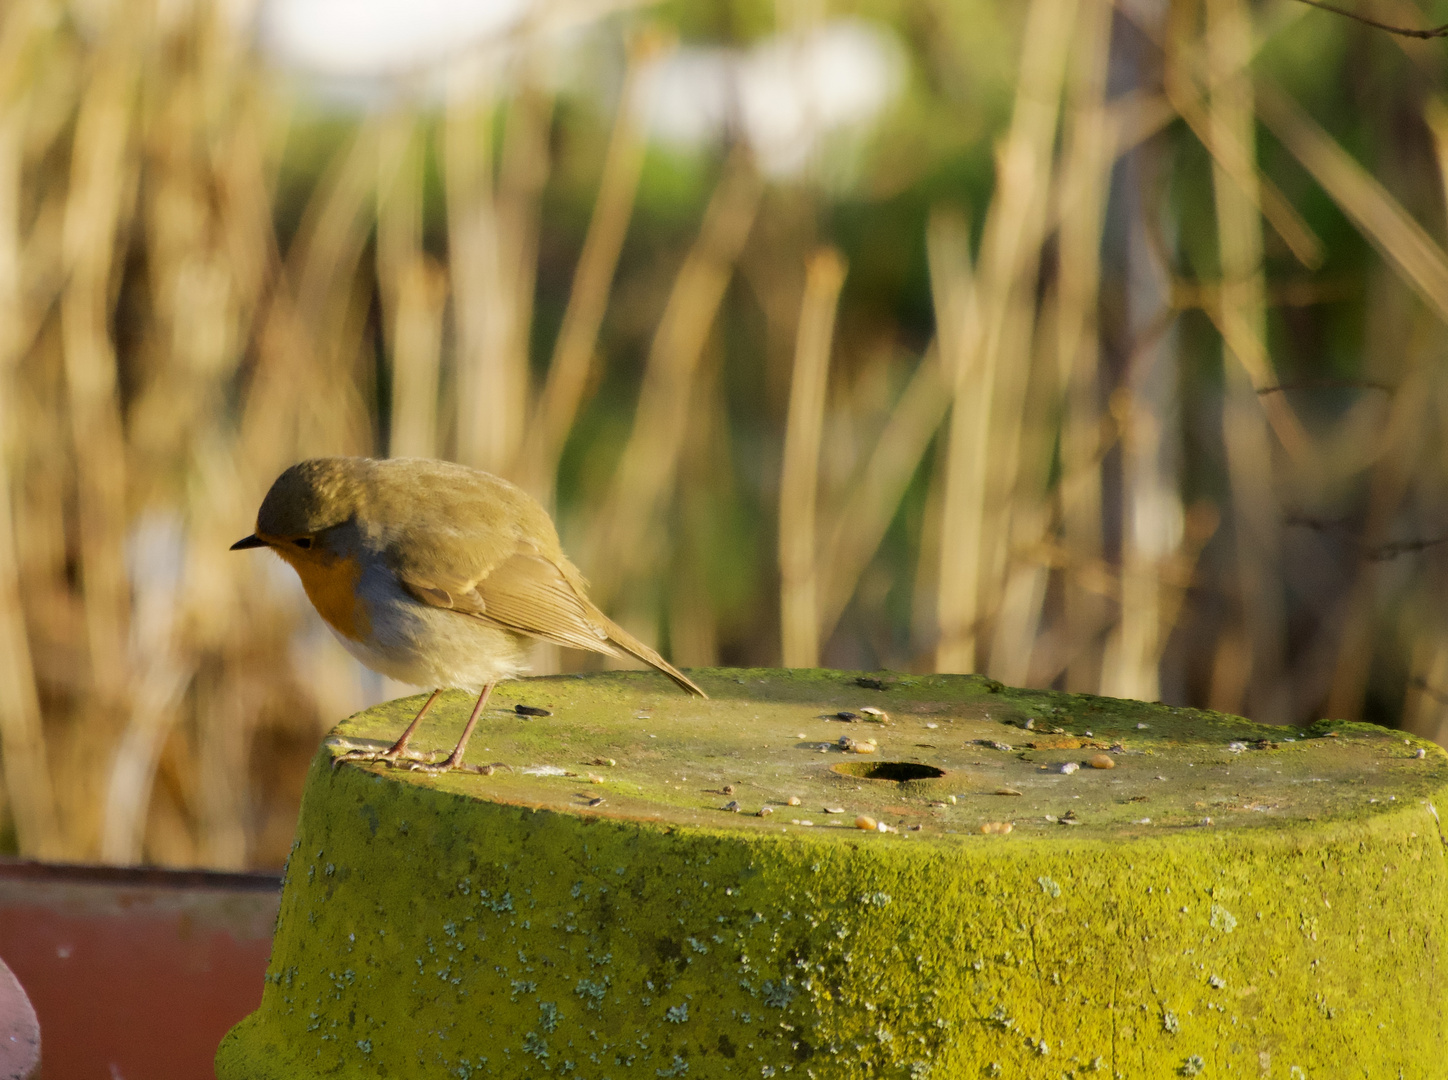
[597,614,707,698]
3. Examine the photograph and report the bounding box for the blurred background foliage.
[2,0,1448,867]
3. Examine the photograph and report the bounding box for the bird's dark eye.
[293,537,313,549]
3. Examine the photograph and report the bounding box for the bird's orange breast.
[282,550,372,642]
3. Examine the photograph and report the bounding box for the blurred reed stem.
[495,76,554,468]
[1259,84,1448,324]
[1161,0,1322,274]
[779,247,846,667]
[818,344,947,645]
[930,207,983,672]
[986,287,1057,688]
[377,113,446,459]
[0,34,60,854]
[583,149,760,611]
[1054,0,1114,693]
[61,24,137,713]
[671,339,728,668]
[935,0,1076,673]
[445,78,506,472]
[520,30,663,502]
[1204,0,1289,720]
[973,0,1076,683]
[447,70,550,479]
[389,256,448,460]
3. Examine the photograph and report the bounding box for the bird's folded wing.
[397,547,626,659]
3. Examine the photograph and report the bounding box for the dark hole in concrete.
[831,761,946,782]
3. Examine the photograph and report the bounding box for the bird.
[231,456,705,774]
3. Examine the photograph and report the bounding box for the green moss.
[219,669,1448,1078]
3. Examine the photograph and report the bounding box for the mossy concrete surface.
[217,668,1448,1079]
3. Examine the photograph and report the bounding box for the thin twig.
[1256,378,1393,395]
[1290,0,1448,39]
[1287,516,1448,560]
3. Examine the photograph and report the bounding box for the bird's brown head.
[231,458,370,555]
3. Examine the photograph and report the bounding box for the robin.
[231,457,705,773]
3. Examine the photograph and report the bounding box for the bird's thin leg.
[410,681,497,774]
[333,688,445,768]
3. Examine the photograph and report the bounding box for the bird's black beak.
[230,534,268,551]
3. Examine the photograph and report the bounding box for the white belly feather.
[336,560,529,691]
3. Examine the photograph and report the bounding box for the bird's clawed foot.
[331,746,445,770]
[403,758,503,776]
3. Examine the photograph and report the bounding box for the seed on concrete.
[855,815,878,831]
[980,821,1013,835]
[1089,754,1116,770]
[787,796,802,806]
